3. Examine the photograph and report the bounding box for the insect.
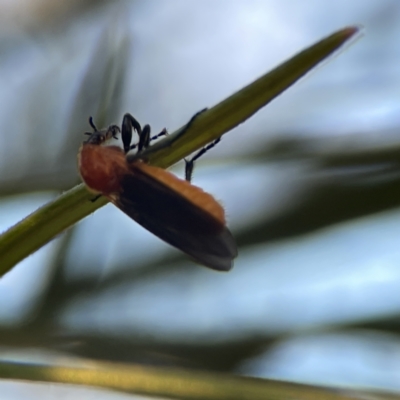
[78,111,237,271]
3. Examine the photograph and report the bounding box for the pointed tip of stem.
[340,25,364,40]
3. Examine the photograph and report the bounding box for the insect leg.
[176,108,208,140]
[122,113,142,154]
[90,194,102,202]
[129,128,168,151]
[185,137,221,182]
[150,128,168,142]
[138,124,151,152]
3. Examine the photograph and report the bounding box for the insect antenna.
[89,116,97,131]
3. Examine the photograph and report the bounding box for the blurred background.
[1,0,400,398]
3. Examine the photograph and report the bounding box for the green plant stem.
[0,360,391,400]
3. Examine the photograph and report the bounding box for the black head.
[84,117,120,145]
